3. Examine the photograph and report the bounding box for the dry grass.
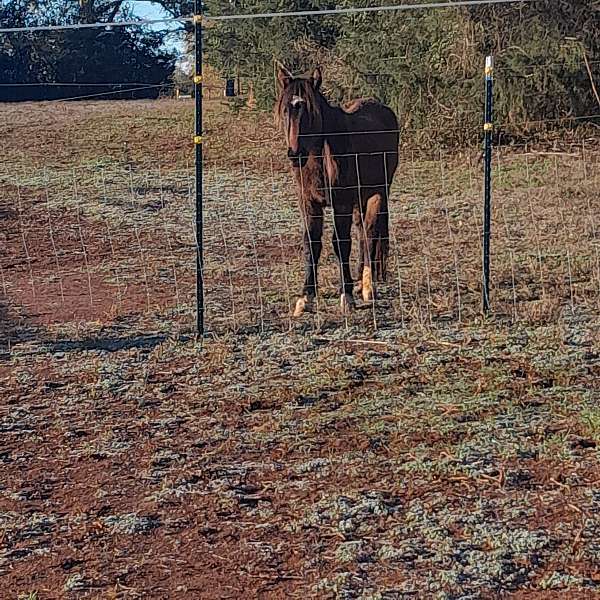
[0,98,599,598]
[1,99,598,335]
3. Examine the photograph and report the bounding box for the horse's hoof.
[362,267,376,303]
[293,295,314,317]
[362,285,377,303]
[340,293,355,315]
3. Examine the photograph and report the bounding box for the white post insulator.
[485,55,494,79]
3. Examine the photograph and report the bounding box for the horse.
[274,66,399,317]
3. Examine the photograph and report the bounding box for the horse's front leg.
[332,201,354,315]
[293,201,323,317]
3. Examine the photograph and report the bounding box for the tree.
[204,0,341,110]
[0,0,178,101]
[203,0,599,145]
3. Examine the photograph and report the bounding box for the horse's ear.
[311,67,322,90]
[277,66,292,89]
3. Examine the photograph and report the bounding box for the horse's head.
[275,66,324,168]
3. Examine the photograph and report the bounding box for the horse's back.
[344,99,398,138]
[343,99,399,187]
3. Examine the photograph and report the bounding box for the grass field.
[1,98,598,335]
[1,98,599,598]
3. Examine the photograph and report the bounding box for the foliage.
[204,0,341,114]
[0,0,178,101]
[204,0,600,145]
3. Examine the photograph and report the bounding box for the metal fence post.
[482,55,493,313]
[194,2,204,336]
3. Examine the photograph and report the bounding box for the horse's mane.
[275,77,339,203]
[290,140,339,206]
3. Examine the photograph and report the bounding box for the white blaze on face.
[286,94,305,153]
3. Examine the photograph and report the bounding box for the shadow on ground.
[0,299,193,358]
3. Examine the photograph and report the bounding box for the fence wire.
[0,96,598,340]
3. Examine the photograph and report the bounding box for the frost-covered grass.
[2,312,599,596]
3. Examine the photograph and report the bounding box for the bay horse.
[275,66,399,317]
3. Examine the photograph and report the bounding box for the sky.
[131,1,185,53]
[132,1,167,20]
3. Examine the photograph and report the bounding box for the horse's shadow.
[40,333,181,354]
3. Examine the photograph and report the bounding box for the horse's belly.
[356,152,396,189]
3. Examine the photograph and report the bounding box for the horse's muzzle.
[287,148,307,167]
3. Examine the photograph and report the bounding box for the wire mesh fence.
[2,111,598,339]
[1,0,599,346]
[200,142,599,333]
[0,162,196,329]
[492,142,600,318]
[0,26,599,343]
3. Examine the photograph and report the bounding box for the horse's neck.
[319,100,348,154]
[308,98,345,188]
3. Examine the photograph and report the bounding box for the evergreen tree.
[204,0,599,144]
[0,0,178,101]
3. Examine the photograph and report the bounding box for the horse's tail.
[374,202,389,282]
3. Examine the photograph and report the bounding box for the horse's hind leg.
[294,201,323,317]
[353,205,364,294]
[332,204,354,315]
[360,193,384,303]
